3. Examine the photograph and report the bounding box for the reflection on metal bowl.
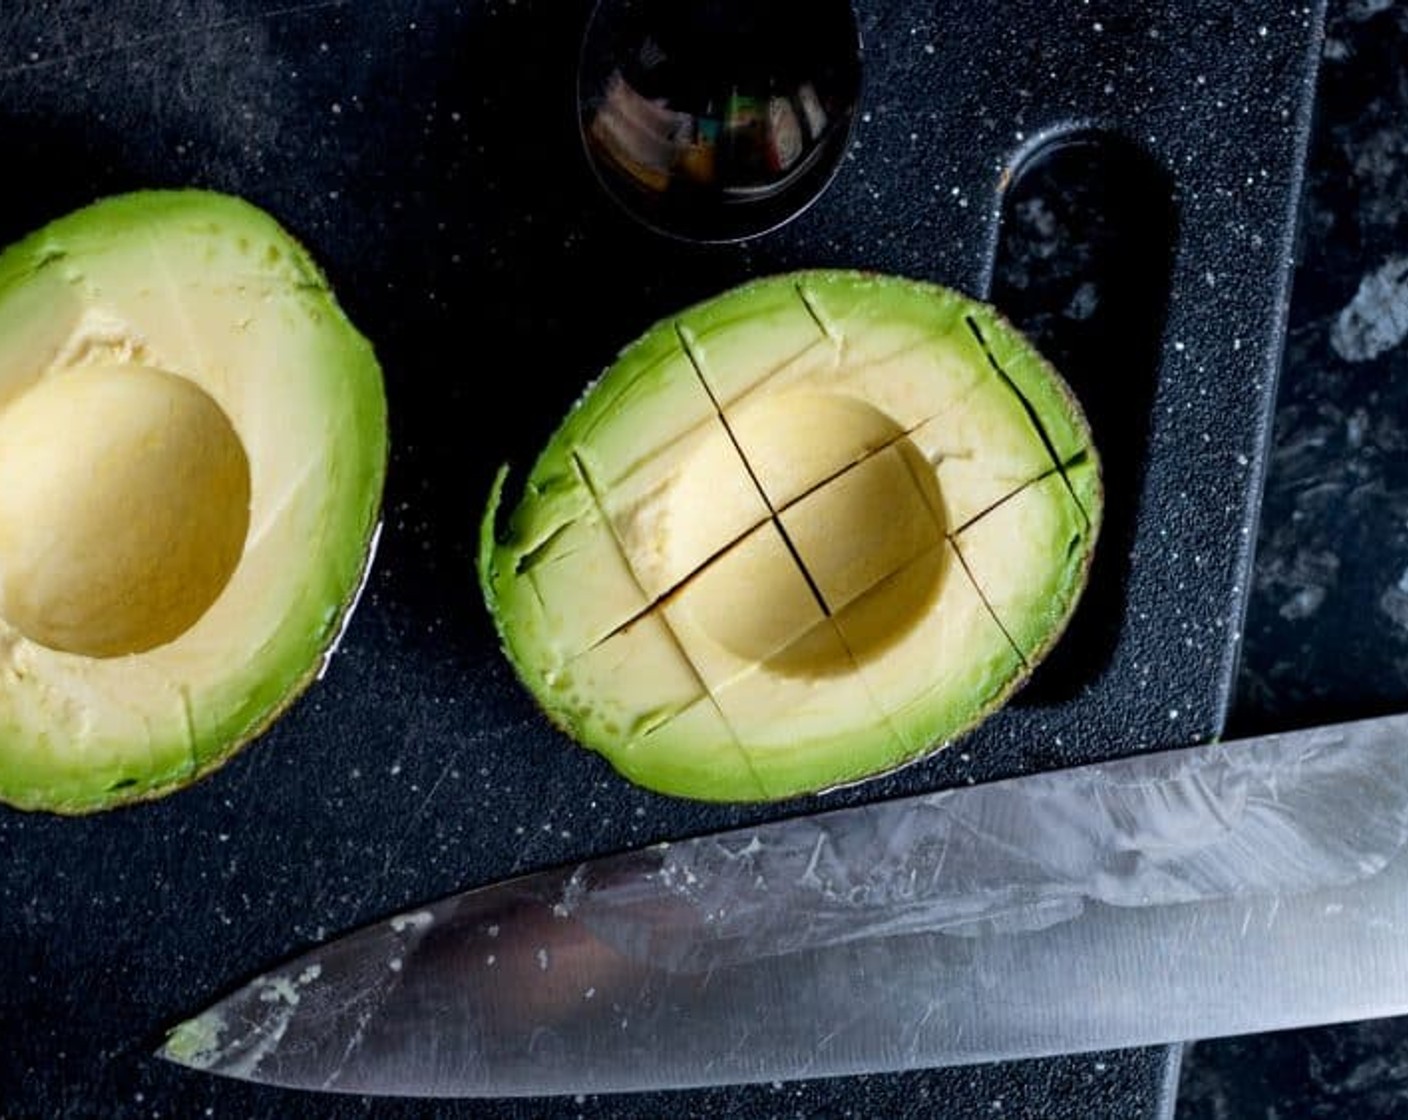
[579,0,862,242]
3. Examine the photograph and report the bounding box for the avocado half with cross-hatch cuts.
[0,191,387,814]
[479,270,1100,802]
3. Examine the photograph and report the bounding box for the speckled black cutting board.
[0,2,1324,1118]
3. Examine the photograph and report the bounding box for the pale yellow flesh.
[519,500,650,660]
[596,412,772,600]
[834,542,1024,754]
[555,612,707,748]
[953,470,1091,658]
[506,279,1083,793]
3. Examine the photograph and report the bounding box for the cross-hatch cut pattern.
[581,292,1070,630]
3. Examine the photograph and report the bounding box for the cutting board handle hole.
[989,130,1177,704]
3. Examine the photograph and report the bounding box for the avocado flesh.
[0,191,387,814]
[481,270,1100,802]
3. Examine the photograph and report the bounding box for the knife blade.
[160,713,1408,1097]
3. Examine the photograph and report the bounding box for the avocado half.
[0,191,387,814]
[480,270,1100,802]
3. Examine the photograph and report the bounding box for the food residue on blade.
[389,910,434,933]
[159,964,328,1079]
[160,1010,230,1071]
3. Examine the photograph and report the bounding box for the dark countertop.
[1177,1,1408,1117]
[0,1,1402,1118]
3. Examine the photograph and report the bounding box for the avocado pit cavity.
[667,391,947,675]
[0,362,250,658]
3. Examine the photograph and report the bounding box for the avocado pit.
[0,363,250,658]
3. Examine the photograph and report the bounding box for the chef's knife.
[160,713,1408,1097]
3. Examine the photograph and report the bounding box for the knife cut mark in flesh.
[963,313,1092,529]
[673,319,832,622]
[795,280,841,342]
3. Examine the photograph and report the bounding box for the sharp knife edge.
[159,713,1408,1097]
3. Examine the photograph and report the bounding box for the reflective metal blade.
[161,714,1408,1097]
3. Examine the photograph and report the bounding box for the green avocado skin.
[0,191,388,815]
[481,270,1102,804]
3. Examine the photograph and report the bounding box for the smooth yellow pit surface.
[0,363,251,658]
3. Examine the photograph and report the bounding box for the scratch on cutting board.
[0,1,349,82]
[349,748,461,916]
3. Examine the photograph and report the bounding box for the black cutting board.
[0,2,1323,1117]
